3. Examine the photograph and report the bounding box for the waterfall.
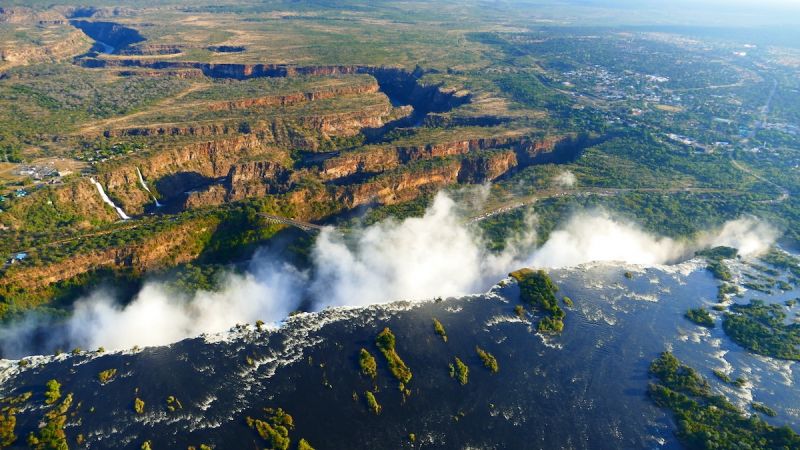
[89,177,131,220]
[136,168,162,207]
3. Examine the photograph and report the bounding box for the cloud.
[310,193,529,309]
[65,260,305,351]
[553,170,577,188]
[0,193,780,357]
[701,217,779,257]
[527,210,687,268]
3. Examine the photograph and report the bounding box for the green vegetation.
[707,260,733,282]
[562,296,574,308]
[98,368,117,384]
[648,352,800,450]
[510,269,565,334]
[713,370,733,384]
[752,402,778,418]
[166,396,183,412]
[0,407,16,447]
[700,245,738,282]
[27,393,73,450]
[685,308,715,328]
[761,250,800,279]
[475,347,499,373]
[723,300,800,360]
[246,408,294,450]
[141,441,152,450]
[432,318,448,342]
[364,392,381,415]
[134,398,145,415]
[514,305,526,319]
[358,348,377,380]
[297,438,315,450]
[449,357,469,385]
[0,392,32,448]
[375,328,412,385]
[44,380,60,405]
[717,283,739,302]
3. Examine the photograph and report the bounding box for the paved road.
[729,158,790,204]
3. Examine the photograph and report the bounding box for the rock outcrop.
[0,217,215,290]
[0,28,91,68]
[98,134,289,213]
[205,81,380,111]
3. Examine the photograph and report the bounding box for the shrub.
[365,391,381,415]
[450,357,469,385]
[44,380,61,405]
[433,318,447,342]
[476,347,499,373]
[359,348,377,380]
[297,439,315,450]
[375,328,412,384]
[98,368,117,384]
[685,308,715,328]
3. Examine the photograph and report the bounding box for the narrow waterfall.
[136,168,162,207]
[89,177,131,220]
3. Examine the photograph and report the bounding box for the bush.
[685,308,715,328]
[475,347,499,373]
[648,352,800,449]
[44,380,61,405]
[450,357,469,385]
[375,328,412,384]
[298,438,315,450]
[359,348,377,380]
[511,269,566,333]
[433,318,447,342]
[365,391,381,415]
[98,369,117,384]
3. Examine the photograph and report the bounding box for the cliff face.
[182,133,572,217]
[457,150,518,183]
[320,136,529,182]
[104,103,400,140]
[1,218,215,290]
[336,161,462,209]
[96,129,571,216]
[227,161,292,199]
[69,20,145,50]
[98,135,289,213]
[78,59,471,112]
[206,81,380,111]
[0,28,91,68]
[118,44,183,56]
[321,147,399,180]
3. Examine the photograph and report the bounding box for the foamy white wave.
[628,292,659,303]
[485,314,528,328]
[677,326,710,343]
[581,306,617,326]
[752,354,795,387]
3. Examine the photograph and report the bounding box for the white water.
[89,177,131,220]
[136,168,162,207]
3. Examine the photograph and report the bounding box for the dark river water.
[1,258,798,449]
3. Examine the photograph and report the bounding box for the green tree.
[359,348,377,380]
